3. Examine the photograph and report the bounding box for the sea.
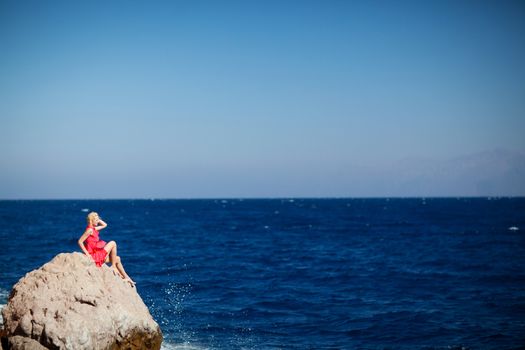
[0,198,524,349]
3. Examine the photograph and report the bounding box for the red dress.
[84,224,108,267]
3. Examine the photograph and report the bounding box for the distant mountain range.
[375,149,525,197]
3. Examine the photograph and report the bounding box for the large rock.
[1,252,162,350]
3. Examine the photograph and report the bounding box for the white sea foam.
[0,287,8,327]
[508,226,519,231]
[0,287,8,300]
[0,304,4,327]
[161,342,209,350]
[81,208,89,212]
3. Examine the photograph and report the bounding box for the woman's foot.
[123,277,136,287]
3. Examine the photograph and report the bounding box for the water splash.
[157,281,195,345]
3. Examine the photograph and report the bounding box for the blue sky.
[1,0,524,198]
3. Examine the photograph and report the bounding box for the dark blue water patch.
[1,198,524,349]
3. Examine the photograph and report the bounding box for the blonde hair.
[87,212,99,225]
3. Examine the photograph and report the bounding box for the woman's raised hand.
[96,218,108,229]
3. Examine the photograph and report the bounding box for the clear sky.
[1,0,524,198]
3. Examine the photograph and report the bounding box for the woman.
[78,212,136,287]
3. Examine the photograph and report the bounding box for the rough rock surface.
[8,336,48,350]
[1,252,162,350]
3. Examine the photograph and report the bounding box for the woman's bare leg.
[104,241,135,286]
[104,241,124,278]
[115,256,136,286]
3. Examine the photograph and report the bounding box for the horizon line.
[1,195,524,201]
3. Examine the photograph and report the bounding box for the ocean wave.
[0,286,8,326]
[161,342,209,350]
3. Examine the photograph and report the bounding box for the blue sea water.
[0,198,524,349]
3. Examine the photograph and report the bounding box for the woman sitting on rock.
[78,211,136,287]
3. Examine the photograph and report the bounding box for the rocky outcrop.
[1,252,162,350]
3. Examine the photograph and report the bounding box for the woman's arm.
[78,229,92,256]
[95,218,108,231]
